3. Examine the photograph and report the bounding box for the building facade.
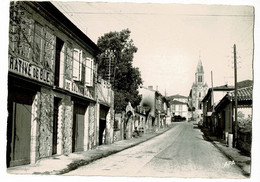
[215,85,252,152]
[201,85,234,134]
[139,86,169,132]
[167,94,189,120]
[169,100,189,119]
[7,1,114,167]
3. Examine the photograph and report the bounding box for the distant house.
[215,85,252,152]
[169,100,189,120]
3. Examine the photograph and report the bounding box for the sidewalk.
[7,125,173,175]
[201,127,251,177]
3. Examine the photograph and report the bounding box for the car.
[171,115,186,122]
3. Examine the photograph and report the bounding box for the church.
[188,59,208,120]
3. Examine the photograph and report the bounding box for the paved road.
[65,122,245,178]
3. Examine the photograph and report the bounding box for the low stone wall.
[113,130,121,142]
[237,131,251,154]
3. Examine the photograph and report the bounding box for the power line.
[56,2,87,34]
[58,11,253,17]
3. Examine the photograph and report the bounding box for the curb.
[34,126,173,175]
[201,129,250,177]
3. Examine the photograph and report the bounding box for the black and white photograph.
[1,0,260,181]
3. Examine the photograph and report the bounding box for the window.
[179,105,182,111]
[85,58,94,87]
[199,92,201,98]
[199,102,202,109]
[73,49,82,81]
[65,44,73,78]
[33,23,56,70]
[43,27,55,69]
[54,37,64,86]
[198,75,202,83]
[33,22,44,63]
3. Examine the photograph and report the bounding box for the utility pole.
[211,71,215,133]
[211,71,214,110]
[234,44,238,147]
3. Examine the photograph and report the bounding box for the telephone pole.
[234,44,238,147]
[211,71,215,134]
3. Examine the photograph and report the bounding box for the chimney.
[148,86,153,90]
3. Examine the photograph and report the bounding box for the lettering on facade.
[65,79,94,100]
[9,56,53,85]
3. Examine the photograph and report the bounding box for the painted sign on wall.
[8,55,53,85]
[65,79,94,100]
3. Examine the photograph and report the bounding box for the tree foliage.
[97,29,142,113]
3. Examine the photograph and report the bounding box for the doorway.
[52,98,61,155]
[99,105,108,145]
[7,90,34,167]
[72,104,86,152]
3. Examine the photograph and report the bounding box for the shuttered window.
[85,58,93,87]
[73,49,82,81]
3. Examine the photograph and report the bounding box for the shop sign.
[8,55,53,85]
[65,79,94,100]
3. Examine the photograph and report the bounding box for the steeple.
[196,58,204,73]
[195,56,204,84]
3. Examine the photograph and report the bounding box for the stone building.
[139,86,157,133]
[7,1,114,167]
[139,86,169,132]
[155,92,168,129]
[189,59,208,120]
[134,106,147,133]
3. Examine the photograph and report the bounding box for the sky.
[53,0,254,97]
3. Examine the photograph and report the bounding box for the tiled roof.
[237,80,253,89]
[228,86,253,101]
[167,94,188,100]
[213,85,234,90]
[170,100,187,105]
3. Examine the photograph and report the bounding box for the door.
[99,105,108,145]
[99,119,106,145]
[10,103,32,167]
[72,104,85,152]
[75,114,84,152]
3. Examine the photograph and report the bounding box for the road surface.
[65,122,245,178]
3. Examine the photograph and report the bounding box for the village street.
[65,122,245,178]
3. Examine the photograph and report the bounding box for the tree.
[97,29,142,113]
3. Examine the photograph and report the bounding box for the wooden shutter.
[73,49,82,81]
[85,58,93,87]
